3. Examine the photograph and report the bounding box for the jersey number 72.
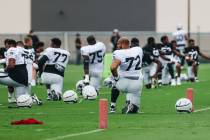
[53,52,67,63]
[125,55,141,71]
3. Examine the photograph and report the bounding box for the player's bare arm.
[5,58,15,71]
[82,55,89,75]
[110,59,121,78]
[199,51,210,60]
[152,58,161,78]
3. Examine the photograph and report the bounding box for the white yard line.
[45,129,104,140]
[194,107,210,113]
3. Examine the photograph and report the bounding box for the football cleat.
[176,77,181,86]
[8,97,16,104]
[51,90,62,101]
[47,93,53,100]
[122,101,139,114]
[110,105,116,113]
[171,79,176,86]
[31,94,42,105]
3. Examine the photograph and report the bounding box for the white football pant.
[116,76,143,107]
[89,71,102,91]
[187,66,195,79]
[143,62,157,85]
[41,72,63,95]
[0,71,28,98]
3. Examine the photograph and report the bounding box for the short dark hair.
[160,35,169,43]
[35,42,44,50]
[171,40,176,44]
[8,39,16,47]
[131,37,139,47]
[188,39,194,43]
[87,35,96,45]
[4,39,10,45]
[16,41,24,46]
[51,38,61,47]
[24,35,32,43]
[147,37,155,45]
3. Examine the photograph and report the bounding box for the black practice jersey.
[142,49,155,67]
[160,43,173,56]
[184,46,200,66]
[143,43,161,58]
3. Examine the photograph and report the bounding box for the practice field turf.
[0,64,210,140]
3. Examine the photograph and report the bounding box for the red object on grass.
[11,118,43,125]
[99,99,108,129]
[186,88,194,112]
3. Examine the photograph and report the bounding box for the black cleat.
[122,101,139,114]
[110,105,116,113]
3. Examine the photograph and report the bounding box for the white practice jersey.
[24,48,35,64]
[6,47,26,65]
[43,47,70,68]
[172,29,187,46]
[113,47,143,77]
[81,42,106,73]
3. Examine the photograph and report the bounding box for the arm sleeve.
[38,55,49,74]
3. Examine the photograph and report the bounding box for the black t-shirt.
[160,43,173,55]
[75,38,81,50]
[142,50,155,67]
[111,35,120,51]
[143,43,161,58]
[0,47,6,58]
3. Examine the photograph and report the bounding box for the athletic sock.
[111,87,120,103]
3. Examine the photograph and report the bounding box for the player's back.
[6,46,28,86]
[172,30,187,46]
[113,46,143,77]
[43,47,70,77]
[81,42,106,73]
[44,47,70,67]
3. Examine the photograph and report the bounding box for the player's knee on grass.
[145,84,152,89]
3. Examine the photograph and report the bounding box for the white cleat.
[195,77,199,82]
[31,94,42,105]
[8,97,16,104]
[171,79,176,86]
[177,77,181,86]
[31,80,36,86]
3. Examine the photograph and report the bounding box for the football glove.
[103,77,113,88]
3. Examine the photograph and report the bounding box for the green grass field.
[0,64,210,140]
